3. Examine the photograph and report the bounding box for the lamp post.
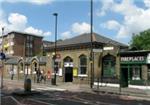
[53,13,58,85]
[90,0,94,88]
[1,27,4,89]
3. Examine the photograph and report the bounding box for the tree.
[130,29,150,50]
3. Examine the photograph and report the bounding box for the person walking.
[10,69,14,80]
[36,68,41,83]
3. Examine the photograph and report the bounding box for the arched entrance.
[63,56,73,82]
[18,61,24,80]
[102,54,116,83]
[31,60,39,82]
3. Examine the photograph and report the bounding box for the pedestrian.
[40,69,47,83]
[43,70,47,84]
[36,68,41,83]
[10,69,14,80]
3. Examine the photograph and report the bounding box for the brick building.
[0,31,43,57]
[46,33,128,84]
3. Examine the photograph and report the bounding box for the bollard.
[51,78,56,85]
[24,78,31,92]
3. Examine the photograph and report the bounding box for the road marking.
[34,87,66,91]
[28,99,56,105]
[2,96,23,105]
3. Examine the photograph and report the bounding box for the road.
[1,79,150,105]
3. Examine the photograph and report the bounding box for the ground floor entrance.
[63,56,73,82]
[120,64,142,87]
[120,67,128,87]
[64,67,73,82]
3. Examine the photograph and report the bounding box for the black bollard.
[24,78,31,92]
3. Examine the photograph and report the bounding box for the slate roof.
[5,56,21,65]
[50,33,127,48]
[5,56,47,65]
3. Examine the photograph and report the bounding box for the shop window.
[132,66,141,80]
[79,55,87,75]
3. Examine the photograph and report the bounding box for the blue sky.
[0,0,150,44]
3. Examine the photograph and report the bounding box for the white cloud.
[43,31,52,36]
[144,0,150,8]
[0,12,51,37]
[71,22,91,34]
[24,26,51,36]
[99,0,150,39]
[61,22,91,39]
[61,31,71,39]
[3,0,53,5]
[24,26,43,35]
[96,0,114,16]
[0,0,52,37]
[102,20,121,30]
[113,0,143,16]
[8,13,27,31]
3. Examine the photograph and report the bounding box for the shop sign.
[121,56,145,63]
[103,47,114,51]
[64,62,73,67]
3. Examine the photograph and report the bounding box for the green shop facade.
[120,50,150,87]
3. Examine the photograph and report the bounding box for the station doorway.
[63,56,73,82]
[64,67,73,82]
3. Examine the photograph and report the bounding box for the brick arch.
[30,57,39,63]
[78,54,87,58]
[63,56,73,62]
[62,54,73,61]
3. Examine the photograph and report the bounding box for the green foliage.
[130,30,150,50]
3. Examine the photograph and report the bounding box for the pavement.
[2,79,150,101]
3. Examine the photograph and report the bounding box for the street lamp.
[53,13,58,85]
[1,27,4,89]
[90,0,94,88]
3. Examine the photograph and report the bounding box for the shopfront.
[120,51,150,87]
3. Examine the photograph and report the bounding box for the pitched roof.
[5,56,47,65]
[50,33,127,47]
[1,31,43,38]
[5,56,21,65]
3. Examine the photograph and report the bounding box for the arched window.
[79,55,87,75]
[102,54,116,77]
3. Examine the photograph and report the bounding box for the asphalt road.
[2,89,150,105]
[1,79,150,105]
